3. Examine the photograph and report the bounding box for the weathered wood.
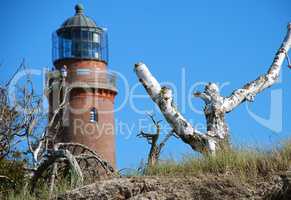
[30,149,84,192]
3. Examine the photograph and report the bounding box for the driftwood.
[30,142,116,197]
[134,23,291,154]
[30,149,84,192]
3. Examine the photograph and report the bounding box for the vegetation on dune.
[2,141,291,199]
[2,175,73,200]
[144,141,291,180]
[0,158,26,196]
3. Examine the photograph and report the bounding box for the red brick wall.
[53,59,117,167]
[54,59,107,70]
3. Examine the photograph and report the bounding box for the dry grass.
[145,141,291,180]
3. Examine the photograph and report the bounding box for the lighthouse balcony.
[68,71,117,92]
[45,69,117,94]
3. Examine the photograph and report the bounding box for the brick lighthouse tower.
[46,4,117,167]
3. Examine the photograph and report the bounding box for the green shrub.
[0,158,26,197]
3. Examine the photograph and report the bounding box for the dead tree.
[0,61,41,161]
[134,24,291,155]
[138,113,175,167]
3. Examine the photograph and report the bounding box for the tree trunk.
[148,145,159,167]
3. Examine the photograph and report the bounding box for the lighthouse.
[46,4,117,167]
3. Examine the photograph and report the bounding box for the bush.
[0,158,26,196]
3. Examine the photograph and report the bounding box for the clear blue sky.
[0,0,291,169]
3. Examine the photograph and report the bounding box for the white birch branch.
[223,24,291,113]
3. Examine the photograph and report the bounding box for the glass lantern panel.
[93,33,100,43]
[94,52,99,59]
[52,28,108,63]
[82,31,89,41]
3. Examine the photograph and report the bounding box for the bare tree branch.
[222,24,291,113]
[138,114,175,167]
[193,92,211,103]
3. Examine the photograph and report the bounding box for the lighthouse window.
[82,31,89,41]
[90,108,98,123]
[94,52,99,59]
[76,69,91,75]
[72,30,81,40]
[93,33,100,43]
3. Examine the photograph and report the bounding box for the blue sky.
[0,0,291,169]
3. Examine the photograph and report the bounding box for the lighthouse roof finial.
[60,4,97,28]
[75,3,84,15]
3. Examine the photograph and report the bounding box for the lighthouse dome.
[52,4,108,65]
[61,4,97,28]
